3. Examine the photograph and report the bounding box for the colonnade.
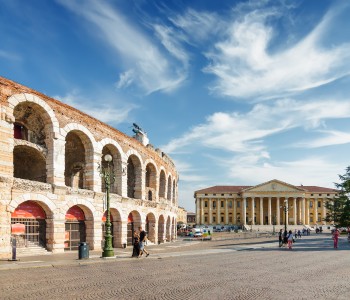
[196,196,328,226]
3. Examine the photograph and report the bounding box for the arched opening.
[11,201,47,249]
[166,216,171,241]
[127,155,142,199]
[65,131,93,190]
[167,175,172,201]
[13,103,47,147]
[127,211,141,246]
[158,215,165,243]
[159,170,166,199]
[101,145,122,195]
[172,217,176,241]
[145,163,157,201]
[172,180,176,205]
[145,213,156,244]
[13,145,46,182]
[65,206,86,251]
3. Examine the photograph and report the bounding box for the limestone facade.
[195,179,337,227]
[0,76,179,258]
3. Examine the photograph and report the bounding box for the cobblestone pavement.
[1,234,350,300]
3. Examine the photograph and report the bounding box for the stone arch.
[127,210,141,246]
[145,161,157,201]
[167,174,172,201]
[126,151,142,199]
[64,202,95,250]
[145,212,156,244]
[172,179,176,205]
[101,143,124,195]
[8,194,56,251]
[159,169,166,199]
[8,93,59,134]
[101,208,122,248]
[9,93,60,185]
[172,216,176,241]
[63,125,95,190]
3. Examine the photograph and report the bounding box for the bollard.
[11,237,17,261]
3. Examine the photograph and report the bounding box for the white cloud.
[295,130,350,148]
[116,69,135,89]
[57,0,187,95]
[55,90,135,125]
[203,3,350,99]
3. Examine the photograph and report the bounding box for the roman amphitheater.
[0,76,178,258]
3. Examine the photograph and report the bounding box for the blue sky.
[2,0,350,212]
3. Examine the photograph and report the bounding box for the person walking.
[138,226,150,258]
[287,230,294,249]
[332,228,340,249]
[278,229,283,247]
[132,231,140,257]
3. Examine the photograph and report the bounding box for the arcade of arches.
[0,77,178,258]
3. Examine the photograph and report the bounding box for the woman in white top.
[287,230,294,249]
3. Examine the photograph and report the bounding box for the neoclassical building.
[0,76,179,258]
[194,180,337,228]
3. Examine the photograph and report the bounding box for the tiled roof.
[297,186,338,193]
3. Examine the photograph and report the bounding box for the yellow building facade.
[194,179,337,228]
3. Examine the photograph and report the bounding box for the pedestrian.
[132,231,140,257]
[283,230,288,246]
[332,228,340,249]
[138,226,150,258]
[278,229,283,247]
[287,230,294,249]
[297,230,301,238]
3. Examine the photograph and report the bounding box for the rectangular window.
[205,201,208,208]
[213,201,216,208]
[319,194,322,196]
[229,201,232,208]
[229,217,232,223]
[221,194,224,196]
[310,201,313,208]
[318,201,321,208]
[221,217,224,222]
[213,216,216,222]
[204,216,208,222]
[213,194,216,196]
[318,216,321,222]
[237,201,240,208]
[311,194,314,196]
[246,201,248,208]
[221,201,224,208]
[310,216,313,222]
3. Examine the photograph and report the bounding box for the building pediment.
[242,179,306,193]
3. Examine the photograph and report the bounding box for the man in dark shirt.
[138,226,149,258]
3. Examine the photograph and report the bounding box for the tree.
[325,166,350,227]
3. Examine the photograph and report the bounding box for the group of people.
[132,226,150,258]
[278,229,294,249]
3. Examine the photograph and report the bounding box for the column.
[251,198,255,225]
[285,199,289,226]
[209,199,213,224]
[196,198,200,225]
[225,199,229,224]
[301,198,305,225]
[217,198,220,224]
[276,198,280,225]
[313,198,317,225]
[268,197,272,225]
[322,198,326,225]
[293,197,297,225]
[233,198,237,224]
[298,198,302,225]
[243,198,247,225]
[260,197,263,225]
[200,199,204,225]
[305,199,310,225]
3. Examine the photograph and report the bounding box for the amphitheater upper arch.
[98,138,126,160]
[60,123,97,146]
[144,158,159,173]
[125,149,144,166]
[8,93,60,133]
[7,193,57,218]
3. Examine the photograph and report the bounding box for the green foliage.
[325,166,350,227]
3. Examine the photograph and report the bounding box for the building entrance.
[65,206,86,251]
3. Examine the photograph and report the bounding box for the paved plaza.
[1,234,350,300]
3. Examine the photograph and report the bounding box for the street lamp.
[99,154,115,258]
[281,199,292,233]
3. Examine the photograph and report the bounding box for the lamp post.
[99,154,115,258]
[282,199,290,233]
